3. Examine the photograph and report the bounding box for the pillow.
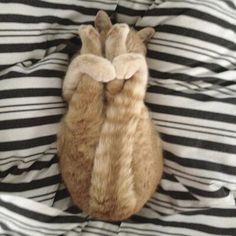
[0,1,236,236]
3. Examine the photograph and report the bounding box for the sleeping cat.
[57,11,163,221]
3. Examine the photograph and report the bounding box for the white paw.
[92,61,116,82]
[112,57,136,80]
[112,53,146,80]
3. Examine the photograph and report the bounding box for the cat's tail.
[88,57,148,220]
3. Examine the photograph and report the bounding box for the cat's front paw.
[76,54,116,83]
[95,59,116,82]
[112,53,145,80]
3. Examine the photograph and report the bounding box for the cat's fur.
[57,11,163,221]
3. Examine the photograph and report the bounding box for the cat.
[57,10,163,221]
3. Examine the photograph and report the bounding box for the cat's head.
[95,10,155,56]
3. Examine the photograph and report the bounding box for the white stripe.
[147,93,236,115]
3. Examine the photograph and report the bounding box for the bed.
[0,0,236,235]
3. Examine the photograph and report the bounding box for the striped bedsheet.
[0,0,236,235]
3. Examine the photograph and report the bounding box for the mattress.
[0,0,236,235]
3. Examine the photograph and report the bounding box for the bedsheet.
[0,0,236,235]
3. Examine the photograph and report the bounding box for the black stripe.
[0,148,56,162]
[0,32,77,37]
[218,0,236,9]
[0,106,66,115]
[89,219,121,226]
[166,0,236,19]
[0,211,58,236]
[149,69,235,85]
[146,103,236,124]
[65,205,82,214]
[165,151,236,175]
[0,175,60,192]
[1,69,65,80]
[166,164,236,185]
[151,41,236,68]
[148,198,176,213]
[148,50,228,73]
[37,196,56,203]
[162,172,179,182]
[0,60,66,71]
[0,115,62,130]
[145,8,236,31]
[87,225,118,234]
[148,85,236,104]
[0,204,82,233]
[0,135,56,151]
[20,62,68,71]
[186,185,230,198]
[181,208,236,217]
[0,88,61,99]
[158,186,198,200]
[0,198,84,223]
[0,221,27,236]
[117,5,147,16]
[150,196,208,211]
[155,25,236,51]
[53,188,71,203]
[122,225,189,236]
[130,215,236,235]
[163,168,212,185]
[0,12,79,26]
[0,101,64,109]
[152,37,236,62]
[0,156,57,179]
[30,190,57,200]
[0,0,114,15]
[120,0,151,6]
[0,39,66,53]
[158,123,236,139]
[120,230,160,236]
[161,133,236,154]
[81,230,112,236]
[0,28,78,32]
[154,118,236,135]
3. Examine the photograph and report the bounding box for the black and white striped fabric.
[0,0,236,235]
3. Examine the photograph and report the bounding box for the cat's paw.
[112,53,145,80]
[76,54,116,82]
[79,25,100,42]
[94,59,116,82]
[105,23,129,60]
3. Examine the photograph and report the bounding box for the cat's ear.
[137,27,155,43]
[95,10,112,33]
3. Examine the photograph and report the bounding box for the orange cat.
[57,11,163,221]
